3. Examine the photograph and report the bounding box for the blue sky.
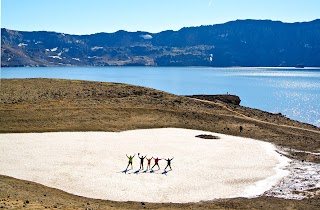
[1,0,319,34]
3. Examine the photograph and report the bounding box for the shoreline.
[1,72,320,128]
[2,65,320,69]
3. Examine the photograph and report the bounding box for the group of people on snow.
[125,153,174,172]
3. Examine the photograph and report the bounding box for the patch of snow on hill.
[91,46,104,51]
[51,47,58,52]
[48,56,62,60]
[140,34,153,39]
[18,43,28,47]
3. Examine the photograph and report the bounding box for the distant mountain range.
[1,19,320,67]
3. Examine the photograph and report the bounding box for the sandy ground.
[0,128,290,203]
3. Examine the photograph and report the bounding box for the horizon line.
[2,18,319,36]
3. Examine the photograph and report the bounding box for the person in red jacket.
[146,156,153,170]
[151,157,162,170]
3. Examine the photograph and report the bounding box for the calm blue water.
[1,66,320,127]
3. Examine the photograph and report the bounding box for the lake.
[1,66,320,127]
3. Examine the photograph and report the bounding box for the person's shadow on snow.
[134,169,141,175]
[150,168,160,173]
[162,170,168,175]
[120,168,172,175]
[121,168,132,174]
[162,169,172,175]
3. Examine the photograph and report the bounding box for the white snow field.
[0,128,290,203]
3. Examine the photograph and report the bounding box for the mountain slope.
[2,19,320,67]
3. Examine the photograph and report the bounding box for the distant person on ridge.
[138,153,147,170]
[126,154,135,170]
[151,157,162,170]
[164,157,174,171]
[146,156,153,170]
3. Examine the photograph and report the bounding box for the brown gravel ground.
[0,78,319,209]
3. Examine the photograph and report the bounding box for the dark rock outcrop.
[187,94,241,105]
[195,134,220,139]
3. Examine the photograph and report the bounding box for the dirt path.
[190,97,320,135]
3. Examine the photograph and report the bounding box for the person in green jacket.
[126,154,135,170]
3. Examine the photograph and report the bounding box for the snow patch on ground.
[75,40,84,44]
[0,128,289,203]
[91,46,104,51]
[18,43,28,47]
[283,148,320,156]
[243,144,290,197]
[48,56,62,60]
[72,58,81,61]
[50,47,58,52]
[140,34,153,39]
